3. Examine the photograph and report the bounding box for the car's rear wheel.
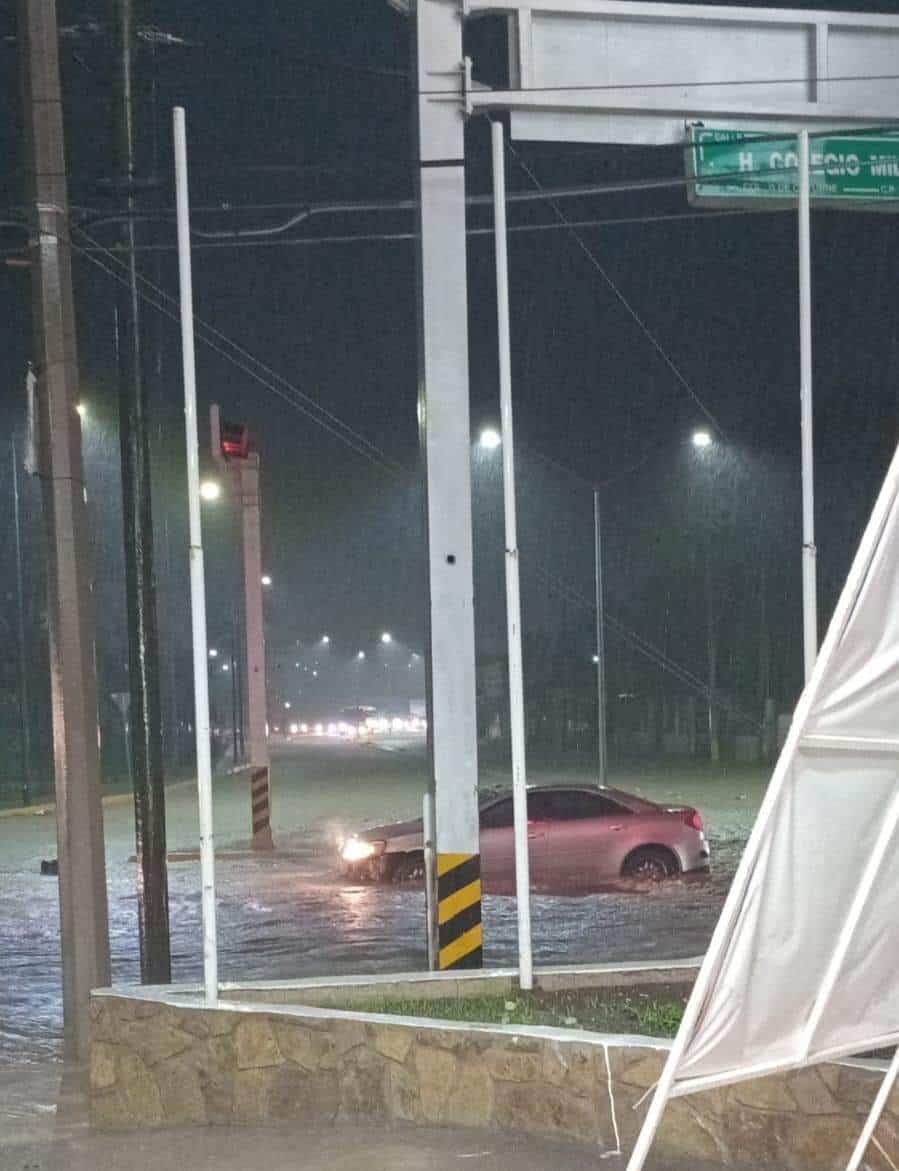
[389,852,425,884]
[622,846,678,882]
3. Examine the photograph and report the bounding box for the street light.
[200,479,221,501]
[321,635,330,645]
[357,651,365,661]
[381,632,392,645]
[75,402,87,419]
[692,429,713,450]
[479,426,501,450]
[261,574,272,587]
[209,648,218,659]
[221,663,230,672]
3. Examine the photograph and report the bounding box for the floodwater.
[0,739,766,1068]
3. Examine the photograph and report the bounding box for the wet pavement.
[0,1093,758,1171]
[0,741,767,1073]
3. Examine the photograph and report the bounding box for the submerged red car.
[339,784,710,890]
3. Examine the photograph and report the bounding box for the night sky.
[1,0,897,765]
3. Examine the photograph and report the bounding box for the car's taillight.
[683,808,704,832]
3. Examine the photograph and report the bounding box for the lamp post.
[478,426,609,788]
[691,429,720,764]
[593,488,608,786]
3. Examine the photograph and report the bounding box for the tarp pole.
[174,105,219,1007]
[491,119,534,991]
[798,128,818,683]
[845,1047,899,1171]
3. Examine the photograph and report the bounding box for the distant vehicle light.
[314,723,324,736]
[300,723,309,734]
[327,722,338,737]
[289,722,299,735]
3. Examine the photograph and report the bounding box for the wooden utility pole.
[110,0,171,982]
[17,0,111,1059]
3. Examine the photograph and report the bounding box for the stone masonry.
[90,993,898,1170]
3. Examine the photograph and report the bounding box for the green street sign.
[688,127,899,207]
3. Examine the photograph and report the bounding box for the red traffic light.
[220,419,250,461]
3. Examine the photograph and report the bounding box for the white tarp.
[669,441,899,1099]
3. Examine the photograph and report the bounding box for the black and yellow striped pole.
[437,853,483,970]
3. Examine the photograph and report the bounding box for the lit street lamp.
[692,429,713,450]
[321,635,330,645]
[209,648,218,659]
[479,426,501,450]
[261,574,272,587]
[381,631,392,645]
[75,402,87,419]
[200,479,221,501]
[357,651,365,661]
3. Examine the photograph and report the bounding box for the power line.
[72,227,405,477]
[3,206,781,257]
[426,72,899,98]
[533,562,761,729]
[504,133,728,439]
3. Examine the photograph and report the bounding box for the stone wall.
[90,992,897,1168]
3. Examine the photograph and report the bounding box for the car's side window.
[526,791,555,821]
[480,798,513,830]
[543,792,633,820]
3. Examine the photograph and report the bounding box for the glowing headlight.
[340,838,385,864]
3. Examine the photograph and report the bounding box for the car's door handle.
[609,824,625,831]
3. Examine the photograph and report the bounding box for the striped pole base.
[250,765,274,850]
[437,853,483,969]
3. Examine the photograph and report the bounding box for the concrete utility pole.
[110,0,171,984]
[210,406,272,848]
[238,457,273,849]
[412,0,482,970]
[18,0,111,1059]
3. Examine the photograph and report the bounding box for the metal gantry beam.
[466,0,899,144]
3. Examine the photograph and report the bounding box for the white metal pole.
[492,119,534,992]
[422,791,437,971]
[173,106,218,1007]
[845,1046,899,1171]
[798,129,818,683]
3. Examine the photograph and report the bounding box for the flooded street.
[0,740,766,1068]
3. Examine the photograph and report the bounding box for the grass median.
[353,984,688,1037]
